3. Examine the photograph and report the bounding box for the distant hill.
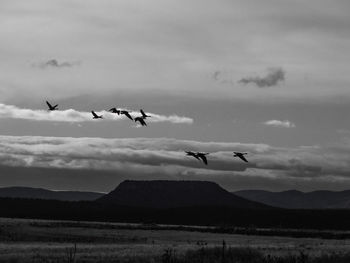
[0,187,104,201]
[235,190,350,209]
[97,180,270,209]
[4,183,350,230]
[4,196,350,230]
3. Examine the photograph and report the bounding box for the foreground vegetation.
[3,245,350,263]
[163,246,350,263]
[1,218,350,262]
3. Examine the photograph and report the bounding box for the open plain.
[1,218,350,262]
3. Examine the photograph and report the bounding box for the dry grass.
[2,245,350,263]
[0,218,350,262]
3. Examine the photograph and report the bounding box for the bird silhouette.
[140,109,151,119]
[233,152,249,162]
[91,111,103,119]
[46,101,58,111]
[196,152,209,165]
[109,108,121,115]
[135,116,147,126]
[120,110,133,120]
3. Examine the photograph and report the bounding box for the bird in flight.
[91,111,103,119]
[185,151,209,165]
[120,110,133,120]
[233,152,249,162]
[109,108,121,115]
[140,109,151,119]
[135,116,147,126]
[46,101,58,111]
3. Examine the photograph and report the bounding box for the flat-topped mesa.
[97,180,270,209]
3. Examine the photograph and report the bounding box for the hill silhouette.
[0,186,103,201]
[235,190,350,209]
[2,197,350,230]
[97,180,269,209]
[2,182,350,230]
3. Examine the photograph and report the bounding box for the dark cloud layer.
[0,135,349,192]
[239,68,285,88]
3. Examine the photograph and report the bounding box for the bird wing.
[193,155,200,160]
[140,118,147,126]
[140,109,146,117]
[91,111,98,117]
[124,112,133,120]
[198,155,208,165]
[109,108,116,112]
[46,101,53,109]
[237,154,248,162]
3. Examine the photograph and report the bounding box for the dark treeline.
[3,197,350,231]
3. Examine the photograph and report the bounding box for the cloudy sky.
[0,0,349,192]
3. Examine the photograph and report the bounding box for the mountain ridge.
[0,186,104,201]
[2,184,350,209]
[235,189,350,209]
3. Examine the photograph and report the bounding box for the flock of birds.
[94,108,150,127]
[46,100,250,166]
[47,101,150,126]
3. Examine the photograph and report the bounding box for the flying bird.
[196,152,209,165]
[233,152,249,162]
[140,109,151,119]
[91,111,103,119]
[109,108,121,115]
[46,101,58,111]
[135,116,147,126]
[120,110,133,120]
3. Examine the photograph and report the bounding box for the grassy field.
[1,218,350,262]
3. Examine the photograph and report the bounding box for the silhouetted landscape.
[0,181,350,262]
[2,180,350,232]
[4,183,350,210]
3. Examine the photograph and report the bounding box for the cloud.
[212,71,221,81]
[0,103,193,124]
[0,135,348,180]
[1,0,350,104]
[337,129,350,135]
[263,120,295,128]
[0,135,349,191]
[211,70,235,85]
[34,59,80,69]
[239,68,285,88]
